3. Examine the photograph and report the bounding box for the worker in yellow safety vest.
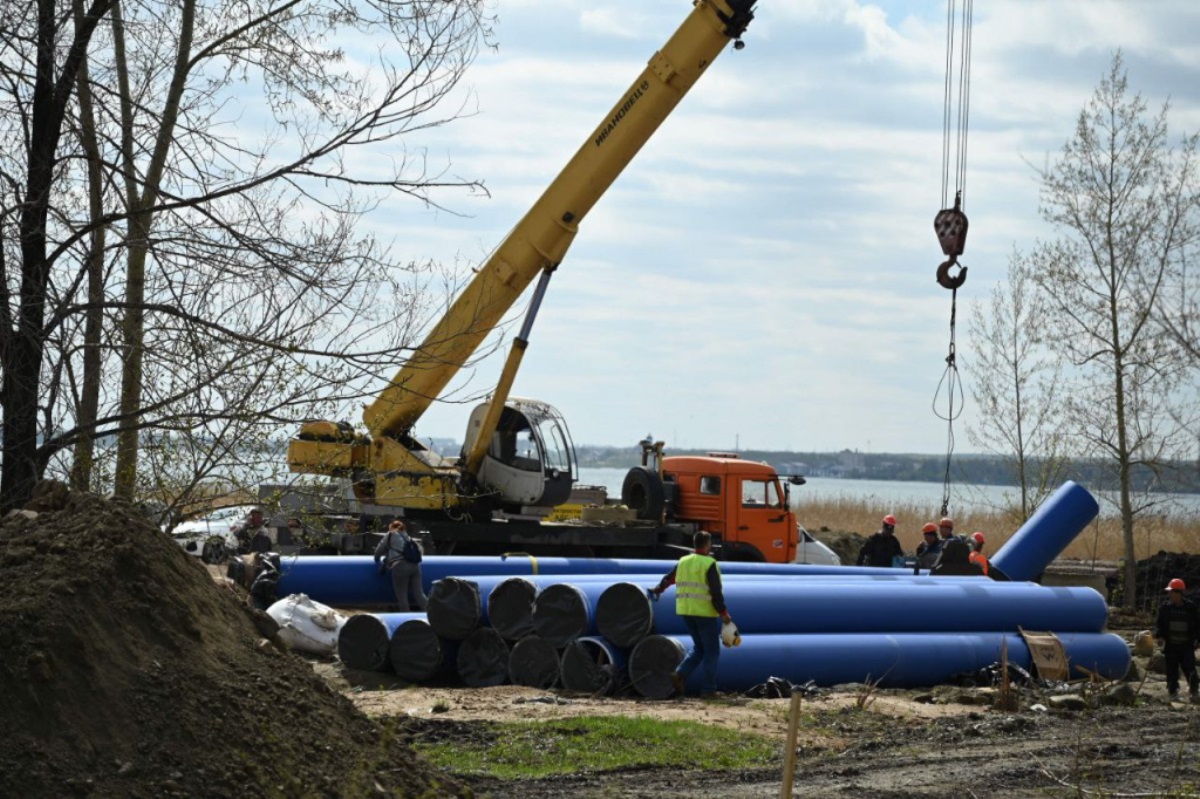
[650,531,734,698]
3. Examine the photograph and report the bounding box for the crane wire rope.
[934,0,973,518]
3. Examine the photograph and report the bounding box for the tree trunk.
[69,0,108,492]
[111,0,195,497]
[0,0,113,513]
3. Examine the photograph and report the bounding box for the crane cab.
[463,397,577,512]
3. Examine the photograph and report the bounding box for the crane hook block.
[934,206,969,258]
[937,258,967,290]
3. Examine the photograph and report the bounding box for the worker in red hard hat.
[968,532,990,576]
[1155,578,1199,701]
[938,516,962,543]
[914,523,942,569]
[856,513,903,568]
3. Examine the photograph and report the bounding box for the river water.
[577,467,1200,519]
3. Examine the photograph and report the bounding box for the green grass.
[413,715,778,779]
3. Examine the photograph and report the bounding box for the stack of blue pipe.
[315,481,1131,695]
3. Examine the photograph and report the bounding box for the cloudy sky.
[365,0,1200,455]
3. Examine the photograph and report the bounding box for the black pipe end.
[337,614,391,672]
[596,582,655,648]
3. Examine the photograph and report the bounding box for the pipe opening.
[488,577,539,641]
[629,635,685,699]
[596,581,655,648]
[389,619,445,682]
[508,635,560,689]
[427,577,483,641]
[337,614,392,672]
[532,583,589,647]
[560,637,626,695]
[456,627,510,687]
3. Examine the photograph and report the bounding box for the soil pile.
[813,529,865,566]
[0,483,466,798]
[1111,551,1200,611]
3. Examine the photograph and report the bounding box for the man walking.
[650,531,733,698]
[1156,578,1200,702]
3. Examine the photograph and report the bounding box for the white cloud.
[350,0,1200,455]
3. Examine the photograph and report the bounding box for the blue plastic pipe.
[596,580,1109,648]
[991,481,1100,581]
[273,555,911,607]
[629,631,1131,697]
[336,612,426,672]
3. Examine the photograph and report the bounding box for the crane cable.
[933,0,973,518]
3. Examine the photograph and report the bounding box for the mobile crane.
[284,1,826,564]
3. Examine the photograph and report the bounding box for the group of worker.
[856,514,989,575]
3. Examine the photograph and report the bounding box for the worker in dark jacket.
[1155,578,1200,701]
[650,531,732,698]
[914,523,942,569]
[857,514,903,567]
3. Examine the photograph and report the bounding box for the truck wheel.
[621,466,665,521]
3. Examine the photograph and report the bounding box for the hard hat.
[882,514,897,526]
[721,620,742,648]
[1167,578,1186,592]
[940,517,954,529]
[922,523,938,534]
[972,532,985,545]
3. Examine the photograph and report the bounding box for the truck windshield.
[741,479,782,509]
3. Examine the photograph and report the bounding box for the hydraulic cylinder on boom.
[287,1,757,518]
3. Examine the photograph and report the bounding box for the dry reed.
[797,496,1198,562]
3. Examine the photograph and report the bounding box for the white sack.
[266,593,346,655]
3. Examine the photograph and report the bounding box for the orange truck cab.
[663,454,798,563]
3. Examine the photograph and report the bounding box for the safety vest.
[675,553,720,617]
[969,551,990,576]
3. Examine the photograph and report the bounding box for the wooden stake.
[780,691,803,798]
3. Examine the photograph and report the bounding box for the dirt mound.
[0,485,466,798]
[1110,551,1200,611]
[813,530,866,566]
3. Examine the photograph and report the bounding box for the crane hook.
[934,193,968,290]
[937,257,967,290]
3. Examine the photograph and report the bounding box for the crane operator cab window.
[700,476,721,495]
[741,479,783,509]
[500,426,542,472]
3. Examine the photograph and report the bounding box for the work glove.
[648,587,661,602]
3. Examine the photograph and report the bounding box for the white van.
[793,524,842,566]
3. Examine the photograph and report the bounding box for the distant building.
[839,449,865,474]
[777,461,809,476]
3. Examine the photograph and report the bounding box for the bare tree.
[965,249,1070,525]
[1029,52,1200,608]
[1,0,493,513]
